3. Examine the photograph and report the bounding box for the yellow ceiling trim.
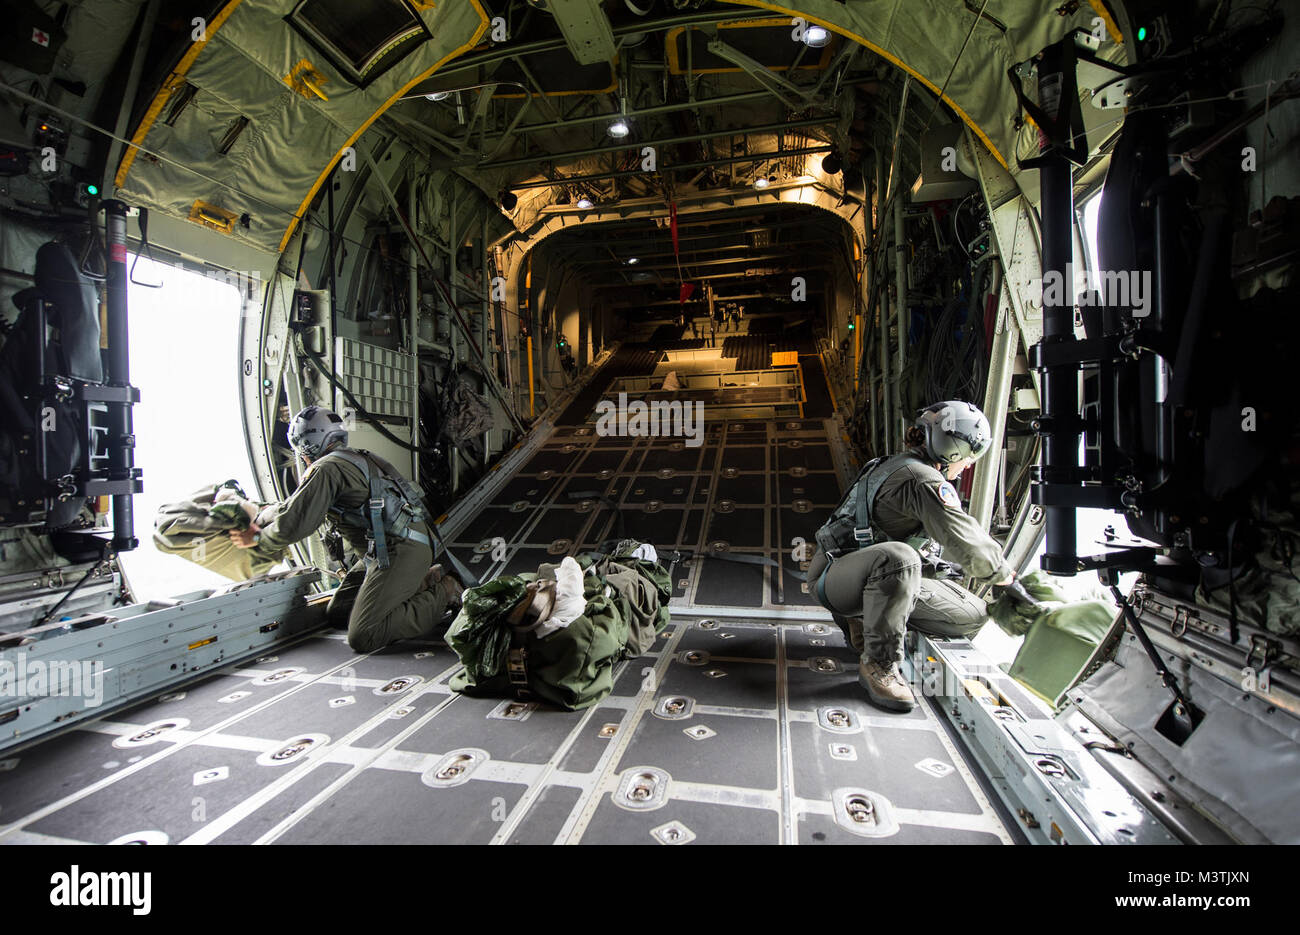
[276,0,494,255]
[1088,0,1124,43]
[114,0,245,189]
[723,0,1009,170]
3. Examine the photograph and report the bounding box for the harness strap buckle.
[507,647,531,697]
[368,498,390,569]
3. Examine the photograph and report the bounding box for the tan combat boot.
[846,618,864,655]
[858,659,916,713]
[424,564,464,616]
[831,613,865,654]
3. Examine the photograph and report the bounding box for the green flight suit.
[808,449,1014,664]
[257,449,444,653]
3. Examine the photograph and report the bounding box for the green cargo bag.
[447,566,629,710]
[581,549,672,656]
[444,544,672,710]
[987,570,1117,706]
[153,481,286,581]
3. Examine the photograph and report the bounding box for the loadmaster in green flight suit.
[229,406,463,653]
[807,401,1023,714]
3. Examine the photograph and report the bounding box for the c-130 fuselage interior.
[0,0,1296,852]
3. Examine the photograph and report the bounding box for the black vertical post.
[1032,41,1079,576]
[102,199,138,551]
[327,170,338,344]
[32,298,48,487]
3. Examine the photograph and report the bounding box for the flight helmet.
[914,400,992,465]
[288,406,348,458]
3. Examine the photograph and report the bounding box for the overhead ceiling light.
[753,177,771,190]
[425,90,452,101]
[576,197,594,209]
[607,118,631,139]
[626,257,639,265]
[802,25,830,48]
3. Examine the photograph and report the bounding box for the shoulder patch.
[935,481,962,509]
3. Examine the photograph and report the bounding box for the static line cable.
[919,0,990,138]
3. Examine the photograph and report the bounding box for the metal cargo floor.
[0,408,1016,844]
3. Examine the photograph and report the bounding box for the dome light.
[426,91,452,101]
[576,197,594,209]
[753,177,771,190]
[802,25,830,48]
[607,118,631,139]
[626,257,639,265]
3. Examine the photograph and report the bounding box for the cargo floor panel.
[271,771,531,846]
[505,784,586,845]
[789,721,983,815]
[25,742,294,845]
[210,762,357,844]
[399,696,586,763]
[674,622,778,658]
[613,712,779,788]
[223,679,409,741]
[0,731,177,827]
[797,813,1005,846]
[113,671,278,733]
[579,797,782,845]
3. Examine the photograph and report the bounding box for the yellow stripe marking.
[276,0,493,253]
[115,0,246,189]
[723,0,1009,169]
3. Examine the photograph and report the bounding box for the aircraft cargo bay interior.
[0,0,1297,861]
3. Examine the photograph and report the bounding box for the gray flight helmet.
[288,405,349,458]
[915,400,992,465]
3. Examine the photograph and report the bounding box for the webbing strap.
[590,543,806,582]
[364,450,428,523]
[360,449,481,587]
[856,452,917,544]
[367,463,389,569]
[506,646,531,697]
[691,549,808,582]
[320,448,477,583]
[427,525,479,587]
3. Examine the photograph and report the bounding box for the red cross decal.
[32,28,50,47]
